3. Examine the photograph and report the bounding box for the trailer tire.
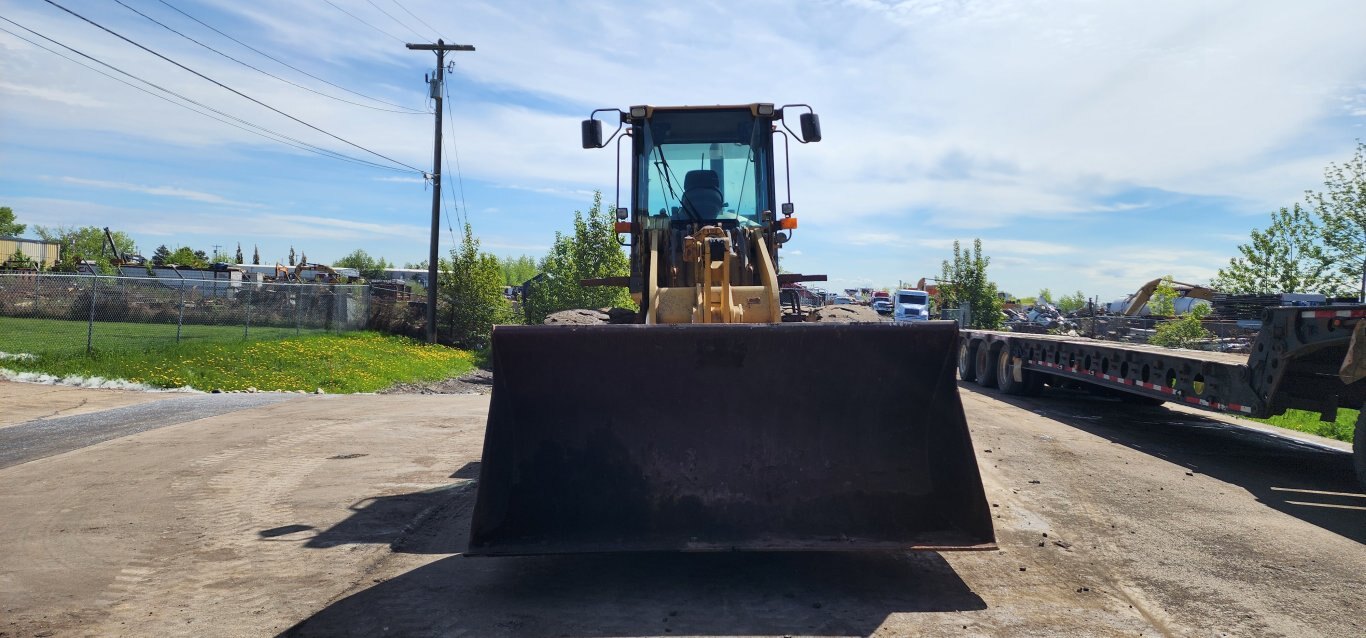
[975,343,999,388]
[1354,410,1366,490]
[996,347,1026,395]
[958,340,978,382]
[1022,370,1046,396]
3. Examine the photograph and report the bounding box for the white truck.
[894,289,931,323]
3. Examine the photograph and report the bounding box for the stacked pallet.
[1210,294,1282,320]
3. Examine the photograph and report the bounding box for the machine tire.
[996,347,1026,395]
[1354,410,1366,491]
[958,340,978,382]
[975,343,999,388]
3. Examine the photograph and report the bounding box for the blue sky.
[2,0,1365,300]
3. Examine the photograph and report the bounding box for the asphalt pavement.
[0,393,299,469]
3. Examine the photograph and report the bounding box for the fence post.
[294,286,302,336]
[85,276,98,354]
[243,286,252,339]
[176,283,186,343]
[32,270,41,319]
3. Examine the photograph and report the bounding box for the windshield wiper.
[653,148,701,222]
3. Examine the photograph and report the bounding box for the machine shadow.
[281,550,984,637]
[281,463,986,637]
[967,382,1364,543]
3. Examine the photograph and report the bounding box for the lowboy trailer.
[958,305,1366,489]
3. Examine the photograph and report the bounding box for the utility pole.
[407,39,475,344]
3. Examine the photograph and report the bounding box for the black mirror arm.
[614,129,630,217]
[777,104,816,144]
[590,108,627,148]
[774,128,793,208]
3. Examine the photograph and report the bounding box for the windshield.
[637,109,770,226]
[898,293,927,305]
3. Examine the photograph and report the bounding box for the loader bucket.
[467,321,995,555]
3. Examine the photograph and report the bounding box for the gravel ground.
[379,369,494,395]
[1,381,1361,637]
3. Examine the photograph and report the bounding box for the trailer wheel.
[975,343,999,388]
[958,340,978,382]
[996,347,1026,395]
[1355,410,1365,490]
[1022,370,1045,396]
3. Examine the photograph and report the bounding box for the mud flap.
[467,321,995,555]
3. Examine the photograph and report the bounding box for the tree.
[438,223,510,348]
[1056,290,1088,313]
[235,243,243,264]
[334,249,394,279]
[1037,288,1053,305]
[1312,140,1366,297]
[1149,276,1178,317]
[252,245,260,265]
[211,249,233,263]
[0,206,25,236]
[4,247,33,268]
[152,244,172,266]
[299,250,308,265]
[165,246,208,268]
[288,245,296,266]
[34,225,136,274]
[1210,203,1347,295]
[937,239,1004,329]
[499,254,539,286]
[522,191,633,324]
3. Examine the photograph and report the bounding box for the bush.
[1151,303,1212,349]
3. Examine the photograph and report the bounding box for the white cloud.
[57,177,259,207]
[3,0,1365,295]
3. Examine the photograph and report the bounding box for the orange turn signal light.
[614,221,634,233]
[778,217,798,230]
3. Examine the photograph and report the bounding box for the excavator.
[468,104,994,555]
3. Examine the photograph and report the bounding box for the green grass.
[1250,409,1356,443]
[0,330,476,393]
[0,316,324,357]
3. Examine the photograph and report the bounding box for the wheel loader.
[467,103,994,555]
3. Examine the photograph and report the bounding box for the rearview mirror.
[581,119,603,149]
[799,113,822,143]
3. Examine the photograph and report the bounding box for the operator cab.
[636,107,773,228]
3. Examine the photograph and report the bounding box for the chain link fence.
[0,273,370,357]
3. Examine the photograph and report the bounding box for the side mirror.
[799,113,822,143]
[581,119,603,149]
[616,207,628,220]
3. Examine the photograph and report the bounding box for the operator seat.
[681,169,724,220]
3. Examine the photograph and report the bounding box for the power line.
[0,23,337,164]
[0,17,412,173]
[321,0,404,44]
[43,0,425,174]
[444,76,472,232]
[154,0,423,113]
[388,0,443,41]
[114,0,426,114]
[362,0,427,42]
